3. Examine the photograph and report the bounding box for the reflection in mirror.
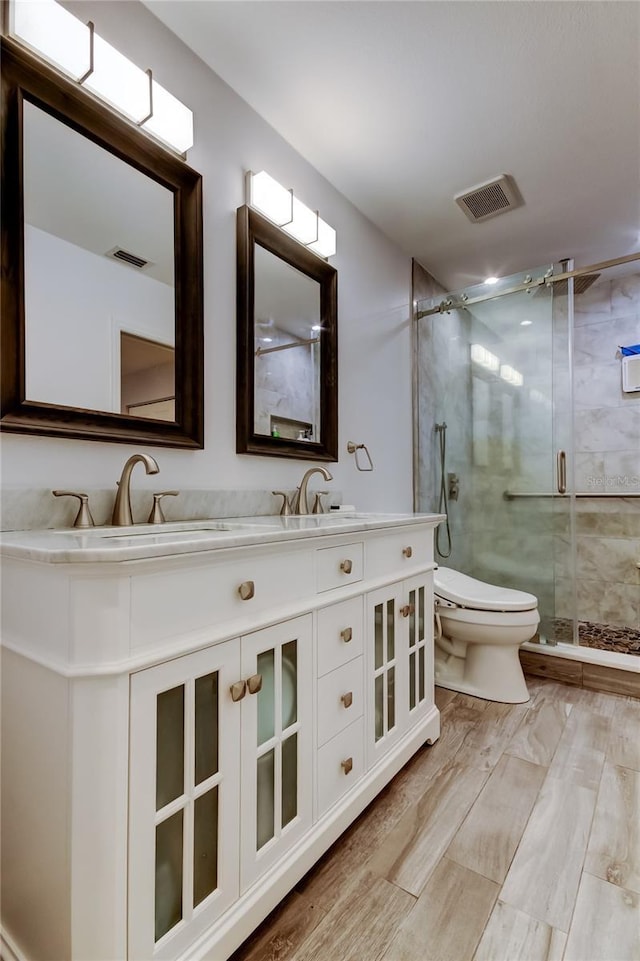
[1,40,203,448]
[237,205,337,461]
[23,101,176,419]
[121,333,175,420]
[254,246,321,441]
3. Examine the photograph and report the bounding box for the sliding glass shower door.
[415,265,575,646]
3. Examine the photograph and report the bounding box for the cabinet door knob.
[247,673,263,695]
[341,691,353,709]
[340,559,353,574]
[341,757,353,775]
[238,580,255,601]
[402,546,413,558]
[400,604,415,618]
[340,627,353,643]
[230,680,247,702]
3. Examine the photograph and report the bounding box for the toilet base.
[434,643,530,704]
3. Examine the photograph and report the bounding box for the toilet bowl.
[433,567,539,703]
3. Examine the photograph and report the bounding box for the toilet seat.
[434,567,537,613]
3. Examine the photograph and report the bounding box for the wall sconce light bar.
[500,364,524,387]
[246,170,336,258]
[10,0,194,153]
[470,343,500,372]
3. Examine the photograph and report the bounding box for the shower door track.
[416,251,640,318]
[503,491,640,500]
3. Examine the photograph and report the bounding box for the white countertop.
[0,512,445,564]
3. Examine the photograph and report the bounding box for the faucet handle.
[52,491,95,529]
[272,491,293,516]
[148,491,179,524]
[312,491,329,514]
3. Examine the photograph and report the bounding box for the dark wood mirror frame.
[1,39,204,448]
[236,204,338,461]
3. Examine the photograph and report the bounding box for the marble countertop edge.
[0,513,446,564]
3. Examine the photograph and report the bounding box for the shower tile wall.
[254,326,317,436]
[556,272,640,632]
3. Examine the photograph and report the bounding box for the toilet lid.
[434,567,538,612]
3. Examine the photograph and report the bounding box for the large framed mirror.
[236,204,337,460]
[1,39,204,447]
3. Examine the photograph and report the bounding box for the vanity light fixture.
[500,364,524,387]
[470,343,500,373]
[484,276,499,285]
[246,171,337,258]
[9,0,194,153]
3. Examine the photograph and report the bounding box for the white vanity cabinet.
[366,572,434,770]
[128,616,313,961]
[0,514,441,961]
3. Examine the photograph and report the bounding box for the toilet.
[433,567,539,703]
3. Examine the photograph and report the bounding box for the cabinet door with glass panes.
[239,614,313,891]
[365,574,433,769]
[128,640,241,961]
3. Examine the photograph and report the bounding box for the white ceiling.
[145,0,640,293]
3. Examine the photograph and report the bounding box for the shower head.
[553,273,601,295]
[536,273,601,298]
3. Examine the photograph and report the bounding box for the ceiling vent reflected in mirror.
[106,246,152,271]
[455,174,522,223]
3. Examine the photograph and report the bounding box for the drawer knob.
[238,580,255,601]
[247,673,263,695]
[340,627,353,643]
[400,604,415,618]
[341,691,353,709]
[340,559,353,574]
[230,680,247,702]
[341,757,353,775]
[402,546,413,558]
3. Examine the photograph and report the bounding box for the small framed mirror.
[1,40,203,448]
[236,204,338,460]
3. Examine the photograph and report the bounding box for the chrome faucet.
[112,453,160,526]
[292,466,333,514]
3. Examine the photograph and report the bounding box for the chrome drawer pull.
[341,691,353,709]
[341,757,353,775]
[340,559,353,574]
[340,627,353,643]
[402,546,413,558]
[238,580,255,601]
[247,673,263,695]
[230,680,247,702]
[400,604,415,618]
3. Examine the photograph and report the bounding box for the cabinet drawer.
[365,527,433,581]
[317,597,364,677]
[316,542,363,593]
[317,657,364,747]
[317,718,364,817]
[131,549,314,649]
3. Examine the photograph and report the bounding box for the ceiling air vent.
[455,175,522,223]
[106,247,151,270]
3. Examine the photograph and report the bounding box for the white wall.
[25,225,174,411]
[2,1,413,514]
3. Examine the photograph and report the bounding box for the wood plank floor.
[231,679,640,961]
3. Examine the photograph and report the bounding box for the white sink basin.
[89,521,276,541]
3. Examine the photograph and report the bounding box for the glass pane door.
[415,265,569,643]
[240,615,312,891]
[129,641,240,961]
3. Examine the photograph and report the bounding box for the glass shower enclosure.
[415,258,640,658]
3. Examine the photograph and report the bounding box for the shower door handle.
[556,450,567,495]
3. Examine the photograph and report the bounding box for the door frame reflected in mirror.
[236,204,338,461]
[0,39,204,448]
